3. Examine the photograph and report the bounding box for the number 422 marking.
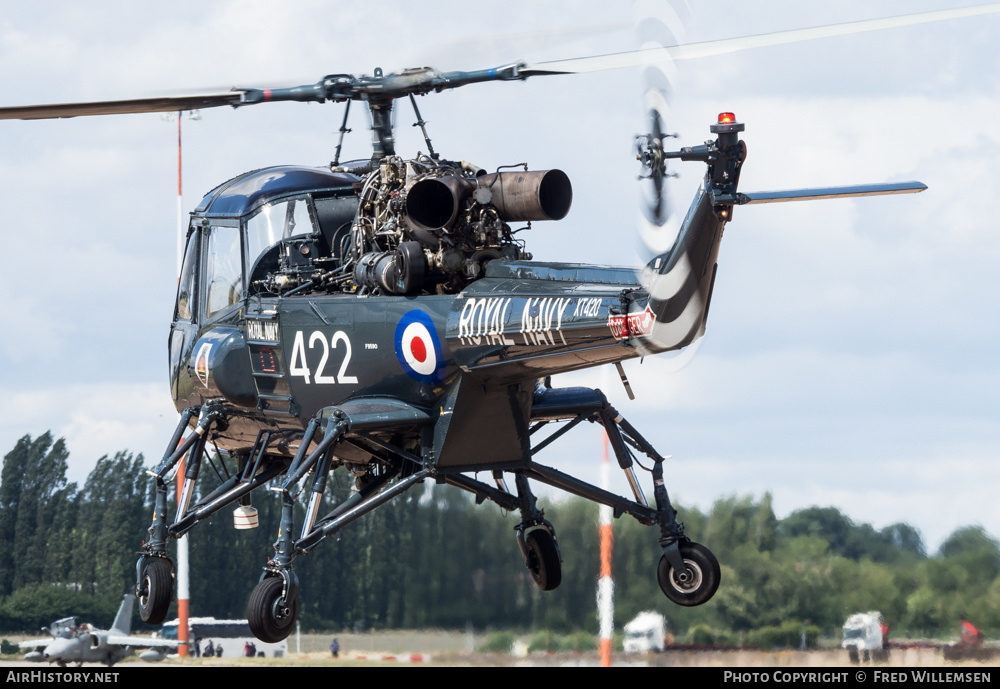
[289,330,358,384]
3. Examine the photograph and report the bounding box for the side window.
[204,225,244,319]
[244,198,316,275]
[245,201,287,276]
[175,230,198,321]
[287,198,313,238]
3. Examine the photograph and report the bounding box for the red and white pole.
[174,113,190,658]
[597,430,614,667]
[176,113,183,273]
[176,453,189,657]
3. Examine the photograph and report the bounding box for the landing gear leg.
[248,414,345,643]
[526,389,720,607]
[513,474,562,591]
[652,459,720,606]
[135,475,174,625]
[600,406,720,605]
[248,469,303,643]
[136,406,223,624]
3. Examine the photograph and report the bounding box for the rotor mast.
[232,64,525,161]
[366,97,395,159]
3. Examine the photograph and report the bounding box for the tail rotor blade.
[634,3,684,253]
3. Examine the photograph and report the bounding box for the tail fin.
[111,594,135,635]
[640,184,722,353]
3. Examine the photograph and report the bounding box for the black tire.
[247,577,298,643]
[525,529,562,591]
[138,558,173,624]
[848,648,860,664]
[657,541,720,606]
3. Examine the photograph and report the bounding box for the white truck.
[623,611,668,653]
[841,611,888,663]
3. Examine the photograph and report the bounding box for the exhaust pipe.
[405,169,573,233]
[478,169,572,222]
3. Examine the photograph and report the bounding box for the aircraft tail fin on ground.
[111,594,135,635]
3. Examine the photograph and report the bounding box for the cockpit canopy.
[175,165,361,323]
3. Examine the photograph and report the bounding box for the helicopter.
[1,3,993,643]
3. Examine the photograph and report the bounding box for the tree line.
[1,432,998,642]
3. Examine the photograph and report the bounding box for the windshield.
[625,630,654,639]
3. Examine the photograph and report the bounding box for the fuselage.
[169,163,727,459]
[34,633,130,665]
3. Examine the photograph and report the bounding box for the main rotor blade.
[521,3,1000,75]
[0,91,244,121]
[732,181,928,205]
[6,4,997,120]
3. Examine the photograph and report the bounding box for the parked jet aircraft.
[20,594,172,666]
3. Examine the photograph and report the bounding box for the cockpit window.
[205,225,244,319]
[245,198,316,275]
[175,231,198,321]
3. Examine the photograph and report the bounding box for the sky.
[0,0,997,554]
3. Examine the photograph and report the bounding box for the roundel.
[394,310,445,384]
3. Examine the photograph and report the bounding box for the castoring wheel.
[138,558,173,624]
[657,541,720,606]
[247,577,299,643]
[525,529,562,591]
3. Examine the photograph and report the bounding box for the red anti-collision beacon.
[710,112,745,134]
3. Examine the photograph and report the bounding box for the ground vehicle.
[623,611,668,653]
[160,617,288,658]
[842,611,888,663]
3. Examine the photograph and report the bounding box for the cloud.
[0,381,179,486]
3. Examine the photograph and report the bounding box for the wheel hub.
[670,560,703,592]
[270,593,295,627]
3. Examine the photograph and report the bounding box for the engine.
[351,155,572,294]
